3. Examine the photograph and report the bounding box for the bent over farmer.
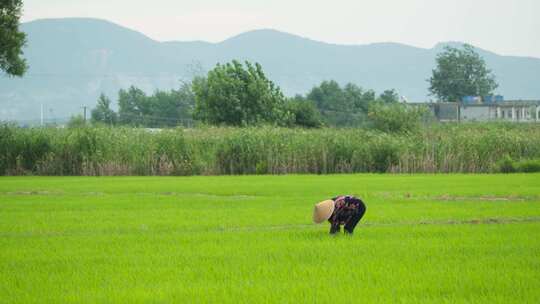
[313,195,367,234]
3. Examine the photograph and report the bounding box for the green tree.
[113,84,195,127]
[344,83,375,113]
[307,80,347,112]
[193,60,292,126]
[0,0,27,76]
[429,44,498,102]
[148,83,194,127]
[378,89,399,103]
[117,86,149,125]
[306,81,376,127]
[67,115,86,128]
[91,94,117,125]
[286,96,323,128]
[172,82,196,120]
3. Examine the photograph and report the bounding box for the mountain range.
[1,18,540,121]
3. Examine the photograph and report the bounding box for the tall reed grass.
[1,123,540,175]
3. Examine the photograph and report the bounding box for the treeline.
[89,60,420,129]
[2,124,540,176]
[91,84,194,128]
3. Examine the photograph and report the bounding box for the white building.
[421,100,540,122]
[460,101,540,122]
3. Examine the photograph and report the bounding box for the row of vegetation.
[2,124,540,175]
[85,44,498,129]
[496,156,540,173]
[88,61,410,129]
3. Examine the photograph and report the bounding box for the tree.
[67,115,86,128]
[117,86,149,125]
[108,84,196,127]
[0,0,27,76]
[344,83,375,113]
[91,94,117,125]
[148,83,195,127]
[286,96,323,128]
[306,81,376,127]
[193,60,292,126]
[307,80,347,112]
[172,82,196,120]
[429,44,498,102]
[378,89,399,104]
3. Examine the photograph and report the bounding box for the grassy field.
[1,174,539,303]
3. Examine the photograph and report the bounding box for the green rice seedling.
[0,174,539,303]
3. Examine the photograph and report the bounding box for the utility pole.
[82,106,87,124]
[40,103,44,126]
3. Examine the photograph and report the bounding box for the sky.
[21,0,540,58]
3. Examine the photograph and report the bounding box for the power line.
[3,112,194,123]
[6,73,189,79]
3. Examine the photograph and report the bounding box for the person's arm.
[329,214,341,234]
[329,199,344,234]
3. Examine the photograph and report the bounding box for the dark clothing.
[328,195,366,234]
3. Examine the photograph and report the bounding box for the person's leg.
[344,203,366,234]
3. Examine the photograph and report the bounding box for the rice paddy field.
[1,174,539,303]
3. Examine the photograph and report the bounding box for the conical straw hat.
[313,200,335,224]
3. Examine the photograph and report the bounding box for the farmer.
[313,195,367,234]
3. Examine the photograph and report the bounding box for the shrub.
[496,156,516,173]
[495,157,540,173]
[516,159,540,173]
[286,98,323,128]
[367,103,428,133]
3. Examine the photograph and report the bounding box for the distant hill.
[1,18,540,121]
